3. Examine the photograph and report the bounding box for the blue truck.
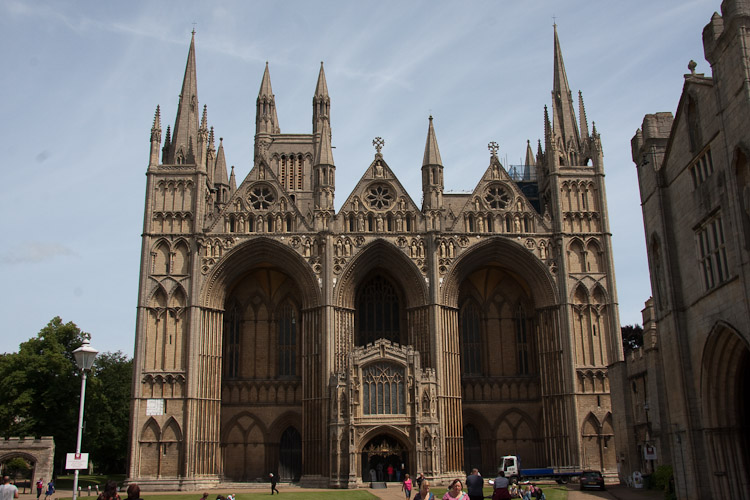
[498,455,584,484]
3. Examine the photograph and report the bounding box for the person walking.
[491,471,510,500]
[413,479,434,500]
[35,478,43,500]
[0,476,19,500]
[269,473,279,495]
[402,474,413,499]
[466,469,483,500]
[44,480,55,500]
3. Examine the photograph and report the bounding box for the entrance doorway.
[279,427,301,482]
[361,434,408,482]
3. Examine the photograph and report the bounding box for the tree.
[0,317,132,474]
[621,324,644,354]
[85,352,133,473]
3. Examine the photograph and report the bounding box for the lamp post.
[72,339,98,500]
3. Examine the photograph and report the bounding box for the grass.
[55,474,127,491]
[478,484,568,500]
[137,494,378,500]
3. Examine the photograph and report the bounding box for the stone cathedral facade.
[128,27,622,489]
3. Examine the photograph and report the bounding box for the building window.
[460,301,482,376]
[697,214,729,290]
[515,304,530,375]
[249,185,275,210]
[356,275,402,346]
[690,148,714,188]
[277,302,297,377]
[366,184,394,210]
[484,184,512,209]
[362,362,405,415]
[224,302,241,378]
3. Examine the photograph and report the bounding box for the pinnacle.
[315,117,335,166]
[315,61,329,97]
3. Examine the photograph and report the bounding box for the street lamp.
[72,339,98,500]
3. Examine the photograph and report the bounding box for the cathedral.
[128,26,622,489]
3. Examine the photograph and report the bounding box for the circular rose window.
[365,184,394,210]
[248,185,275,210]
[484,184,512,209]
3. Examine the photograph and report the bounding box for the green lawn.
[55,475,127,491]
[138,494,378,500]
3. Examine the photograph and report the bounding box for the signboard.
[146,398,165,416]
[644,444,657,460]
[65,453,89,470]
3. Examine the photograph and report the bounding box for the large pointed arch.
[442,237,556,309]
[201,237,321,310]
[334,238,428,309]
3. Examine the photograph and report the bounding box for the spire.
[422,115,443,167]
[524,140,536,166]
[214,138,229,187]
[543,105,551,144]
[170,31,200,164]
[162,125,171,163]
[315,117,335,166]
[256,62,280,136]
[229,166,237,194]
[551,25,580,151]
[149,105,162,167]
[206,127,216,185]
[314,61,329,98]
[578,91,589,139]
[313,62,331,137]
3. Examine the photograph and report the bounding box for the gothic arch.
[442,237,556,309]
[335,238,428,309]
[571,282,590,304]
[221,411,268,442]
[267,411,303,442]
[201,237,321,310]
[567,238,585,273]
[358,425,413,454]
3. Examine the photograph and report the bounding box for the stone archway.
[360,434,409,483]
[0,437,54,493]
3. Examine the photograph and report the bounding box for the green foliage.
[651,465,675,499]
[0,317,132,475]
[622,324,644,354]
[3,457,31,478]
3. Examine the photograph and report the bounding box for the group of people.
[436,469,545,500]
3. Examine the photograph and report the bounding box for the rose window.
[484,184,512,209]
[366,184,394,210]
[249,185,275,210]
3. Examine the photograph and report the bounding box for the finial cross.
[373,137,385,154]
[488,141,499,157]
[192,22,197,34]
[552,15,557,27]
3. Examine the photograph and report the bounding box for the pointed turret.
[421,116,444,211]
[162,125,171,163]
[214,137,230,206]
[313,117,335,211]
[229,166,237,194]
[312,62,331,138]
[206,127,216,185]
[149,105,162,167]
[196,104,209,172]
[551,25,580,155]
[524,140,536,166]
[169,31,200,164]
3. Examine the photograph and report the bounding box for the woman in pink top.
[442,478,468,500]
[402,474,413,499]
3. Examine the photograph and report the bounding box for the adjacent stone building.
[630,1,750,497]
[128,27,623,489]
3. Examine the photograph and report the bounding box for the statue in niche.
[344,239,352,256]
[374,162,384,178]
[474,197,480,211]
[335,239,343,257]
[376,215,384,232]
[440,240,446,258]
[353,198,359,212]
[418,239,425,258]
[357,213,365,231]
[205,240,212,257]
[514,216,521,232]
[449,240,456,258]
[410,239,418,258]
[399,198,406,211]
[396,215,403,231]
[303,238,312,257]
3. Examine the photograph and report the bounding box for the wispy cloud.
[1,241,76,265]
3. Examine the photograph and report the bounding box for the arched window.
[460,300,482,376]
[362,362,405,414]
[279,427,302,481]
[223,301,241,378]
[277,302,297,377]
[515,304,530,375]
[356,275,402,346]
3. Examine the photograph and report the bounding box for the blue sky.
[1,1,715,355]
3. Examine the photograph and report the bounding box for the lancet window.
[460,300,482,376]
[277,302,297,377]
[223,301,241,378]
[356,275,402,346]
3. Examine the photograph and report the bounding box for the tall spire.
[170,31,200,164]
[551,25,580,151]
[313,62,331,137]
[578,91,590,139]
[313,117,335,211]
[256,62,280,136]
[421,116,444,211]
[214,138,229,187]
